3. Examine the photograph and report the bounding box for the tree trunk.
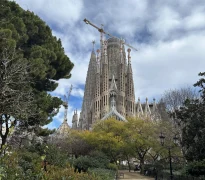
[0,136,7,149]
[0,116,10,150]
[140,159,145,174]
[126,155,131,172]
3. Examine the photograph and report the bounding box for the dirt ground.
[117,170,155,180]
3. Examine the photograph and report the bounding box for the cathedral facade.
[72,36,160,130]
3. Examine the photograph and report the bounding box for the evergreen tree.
[176,72,205,161]
[0,0,73,149]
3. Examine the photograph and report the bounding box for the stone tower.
[78,37,135,130]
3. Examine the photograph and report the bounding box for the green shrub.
[73,151,110,171]
[186,160,205,177]
[73,156,92,172]
[1,150,97,180]
[42,165,97,180]
[89,151,110,169]
[107,163,118,170]
[0,149,44,180]
[45,145,69,167]
[89,168,116,180]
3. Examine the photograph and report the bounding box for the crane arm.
[123,42,138,51]
[84,18,117,38]
[84,19,104,33]
[83,18,138,51]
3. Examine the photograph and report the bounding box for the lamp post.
[159,132,178,180]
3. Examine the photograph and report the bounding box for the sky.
[14,0,205,129]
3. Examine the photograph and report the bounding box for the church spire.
[152,98,157,111]
[126,48,135,117]
[103,40,108,64]
[144,97,151,117]
[100,24,104,73]
[117,39,126,116]
[92,40,95,52]
[127,48,132,73]
[93,49,101,123]
[101,40,109,118]
[120,38,124,64]
[80,42,97,129]
[96,49,100,73]
[136,97,144,117]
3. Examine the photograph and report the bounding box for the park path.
[118,170,154,180]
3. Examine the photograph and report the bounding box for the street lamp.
[159,132,178,180]
[173,135,178,145]
[159,132,165,145]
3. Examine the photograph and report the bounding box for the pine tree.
[177,72,205,161]
[0,1,74,150]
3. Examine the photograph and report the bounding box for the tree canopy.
[0,0,73,149]
[176,72,205,161]
[74,117,181,174]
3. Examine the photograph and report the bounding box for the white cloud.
[15,0,84,28]
[148,7,181,40]
[185,11,205,30]
[72,88,84,97]
[102,0,148,37]
[132,32,205,100]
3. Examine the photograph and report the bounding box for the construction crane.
[63,84,73,121]
[83,18,138,51]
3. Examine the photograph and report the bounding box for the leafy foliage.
[73,151,110,171]
[69,130,93,157]
[89,168,116,180]
[42,165,97,180]
[85,118,127,164]
[0,142,100,180]
[0,0,73,149]
[186,160,205,177]
[79,118,177,174]
[0,149,42,180]
[176,72,205,161]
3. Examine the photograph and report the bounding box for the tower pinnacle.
[127,48,131,64]
[92,40,95,52]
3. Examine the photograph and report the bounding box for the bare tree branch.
[0,47,37,150]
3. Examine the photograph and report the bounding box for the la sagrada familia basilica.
[55,20,161,135]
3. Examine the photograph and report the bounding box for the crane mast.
[83,18,138,51]
[63,84,73,121]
